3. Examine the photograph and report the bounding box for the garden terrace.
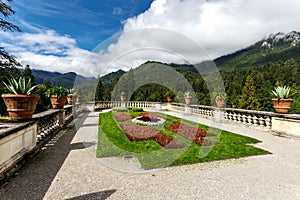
[94,101,300,138]
[0,103,86,182]
[0,101,299,199]
[0,101,300,193]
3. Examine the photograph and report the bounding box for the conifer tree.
[21,65,36,84]
[0,0,21,69]
[238,75,260,110]
[95,76,104,101]
[43,78,52,88]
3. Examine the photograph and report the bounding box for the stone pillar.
[213,108,224,122]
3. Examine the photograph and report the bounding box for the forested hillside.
[88,32,300,114]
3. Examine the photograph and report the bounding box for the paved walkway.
[0,110,300,200]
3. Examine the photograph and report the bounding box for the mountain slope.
[32,69,95,88]
[214,31,300,71]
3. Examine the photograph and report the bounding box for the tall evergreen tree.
[238,75,260,110]
[43,78,52,88]
[21,65,36,84]
[0,0,21,69]
[95,76,104,101]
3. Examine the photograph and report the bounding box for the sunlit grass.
[97,111,270,169]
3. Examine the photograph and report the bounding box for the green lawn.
[97,111,271,169]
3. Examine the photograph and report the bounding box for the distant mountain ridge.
[32,31,300,87]
[32,69,95,88]
[214,31,300,71]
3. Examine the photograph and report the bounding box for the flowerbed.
[139,112,168,119]
[132,116,166,126]
[166,121,216,146]
[120,124,184,149]
[113,113,135,122]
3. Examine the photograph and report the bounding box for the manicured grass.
[97,111,271,169]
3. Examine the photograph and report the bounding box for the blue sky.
[11,0,153,50]
[2,0,300,77]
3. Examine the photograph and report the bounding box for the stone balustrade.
[0,104,79,182]
[1,101,299,183]
[93,101,299,134]
[94,101,158,110]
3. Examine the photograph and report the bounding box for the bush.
[112,107,128,112]
[128,107,144,112]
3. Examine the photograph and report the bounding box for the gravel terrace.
[0,110,299,200]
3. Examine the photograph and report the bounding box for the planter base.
[272,98,293,114]
[50,96,67,109]
[2,94,40,119]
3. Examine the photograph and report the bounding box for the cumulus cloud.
[93,0,300,73]
[1,30,98,76]
[2,0,300,77]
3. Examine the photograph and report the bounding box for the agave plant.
[68,88,77,95]
[271,86,293,99]
[2,77,38,95]
[184,91,192,98]
[212,92,227,100]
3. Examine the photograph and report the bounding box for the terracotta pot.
[121,95,126,102]
[216,98,226,108]
[50,95,67,109]
[272,98,293,114]
[1,94,40,119]
[167,96,172,103]
[185,97,192,105]
[67,95,77,105]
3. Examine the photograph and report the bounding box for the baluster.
[242,114,247,124]
[228,113,233,121]
[247,115,252,125]
[253,116,258,126]
[232,113,237,122]
[258,117,264,126]
[223,112,228,120]
[265,117,271,129]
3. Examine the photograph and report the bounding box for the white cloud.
[2,0,300,77]
[92,0,300,73]
[1,30,99,77]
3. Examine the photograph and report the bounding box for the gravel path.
[0,110,300,200]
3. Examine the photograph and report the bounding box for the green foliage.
[35,84,51,113]
[271,85,293,99]
[238,75,260,110]
[43,78,51,88]
[95,76,104,101]
[2,77,38,95]
[45,86,69,98]
[184,91,192,98]
[127,107,144,112]
[0,1,21,69]
[68,88,76,95]
[165,90,175,98]
[112,107,129,112]
[21,65,36,85]
[212,92,227,100]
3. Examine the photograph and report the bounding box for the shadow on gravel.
[66,189,116,200]
[0,112,91,200]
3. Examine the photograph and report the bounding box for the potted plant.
[271,85,294,114]
[184,91,192,105]
[46,86,69,109]
[67,88,77,105]
[213,92,227,108]
[165,91,174,103]
[76,87,84,102]
[1,77,40,119]
[120,91,126,102]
